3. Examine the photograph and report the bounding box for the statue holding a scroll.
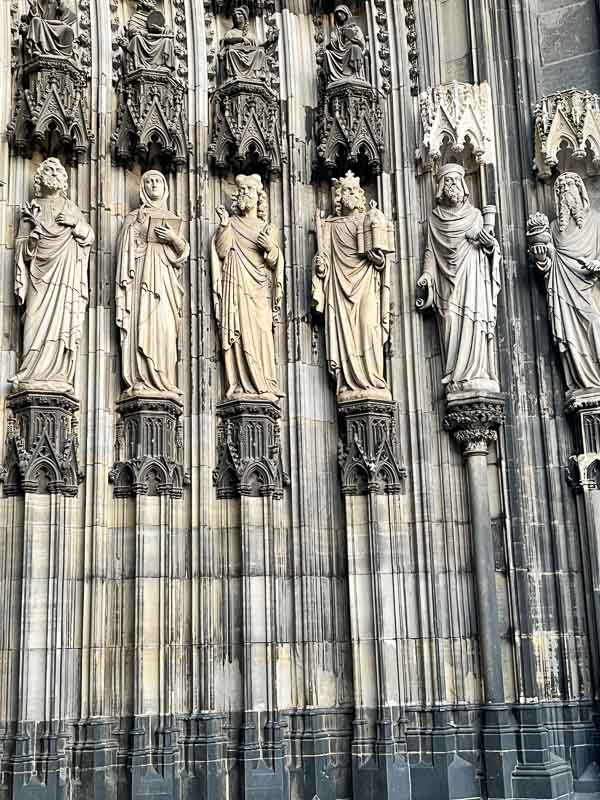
[116,171,189,398]
[312,171,393,402]
[417,163,501,393]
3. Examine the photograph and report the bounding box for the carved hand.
[257,231,276,253]
[216,205,230,226]
[586,259,600,274]
[155,223,178,245]
[529,243,549,263]
[367,249,385,268]
[313,254,327,278]
[56,211,78,228]
[478,229,496,249]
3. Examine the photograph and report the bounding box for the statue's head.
[334,4,351,25]
[232,5,250,29]
[334,171,366,216]
[435,163,469,208]
[141,170,169,207]
[138,0,158,11]
[555,172,590,231]
[34,158,68,198]
[232,174,267,220]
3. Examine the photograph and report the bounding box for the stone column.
[336,398,410,800]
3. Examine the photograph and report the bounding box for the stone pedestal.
[209,78,282,176]
[316,79,385,176]
[110,395,187,498]
[2,390,83,497]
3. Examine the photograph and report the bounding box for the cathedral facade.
[1,1,600,799]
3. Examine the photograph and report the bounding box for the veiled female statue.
[323,4,367,84]
[126,0,176,72]
[211,174,284,401]
[11,158,94,394]
[219,6,268,82]
[25,0,77,59]
[116,171,189,399]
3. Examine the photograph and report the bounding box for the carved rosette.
[209,79,282,175]
[109,397,188,498]
[565,393,600,491]
[418,81,494,169]
[337,399,406,496]
[1,392,83,497]
[317,80,385,175]
[443,392,505,456]
[534,88,600,179]
[213,400,288,499]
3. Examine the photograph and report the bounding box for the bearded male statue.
[11,158,94,394]
[211,174,284,401]
[417,163,501,394]
[527,172,600,396]
[312,172,393,402]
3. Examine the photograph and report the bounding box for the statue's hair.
[231,173,267,220]
[333,171,366,216]
[34,158,68,198]
[555,172,589,230]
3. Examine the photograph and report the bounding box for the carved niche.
[418,81,494,170]
[1,392,82,497]
[8,0,93,162]
[533,88,600,179]
[112,0,191,171]
[208,3,282,175]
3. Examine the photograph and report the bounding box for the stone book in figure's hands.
[146,216,182,243]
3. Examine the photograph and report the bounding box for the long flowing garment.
[12,198,94,391]
[312,214,391,399]
[127,13,175,70]
[424,202,501,389]
[211,214,283,398]
[221,33,267,80]
[545,213,600,391]
[116,210,188,396]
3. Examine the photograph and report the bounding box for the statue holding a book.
[116,170,189,398]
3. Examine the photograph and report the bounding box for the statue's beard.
[558,192,585,231]
[443,186,464,207]
[237,196,257,214]
[40,175,64,194]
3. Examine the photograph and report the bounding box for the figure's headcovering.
[437,163,465,181]
[140,169,169,209]
[235,173,263,191]
[334,170,361,192]
[233,4,250,24]
[334,4,352,20]
[333,170,366,216]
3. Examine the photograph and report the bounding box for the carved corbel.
[418,80,494,171]
[533,88,600,179]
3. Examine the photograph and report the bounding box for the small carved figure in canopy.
[218,5,270,82]
[23,0,77,59]
[126,0,176,72]
[322,4,367,84]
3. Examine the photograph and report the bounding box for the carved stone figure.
[417,163,501,393]
[312,172,393,402]
[11,158,94,394]
[211,174,284,401]
[126,0,176,72]
[219,6,268,82]
[24,0,77,59]
[527,172,600,395]
[116,171,189,398]
[323,4,366,85]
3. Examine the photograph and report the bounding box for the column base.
[239,716,288,800]
[71,719,118,799]
[181,714,227,800]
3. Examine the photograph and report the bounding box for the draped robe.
[220,29,267,80]
[116,206,188,397]
[26,0,77,58]
[12,197,94,392]
[543,211,600,392]
[312,213,391,400]
[324,23,366,83]
[423,201,501,390]
[211,214,283,399]
[127,12,175,71]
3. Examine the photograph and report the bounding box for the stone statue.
[125,0,176,72]
[11,158,94,394]
[218,6,268,82]
[211,174,284,401]
[24,0,77,59]
[417,163,501,393]
[527,172,600,395]
[322,4,367,84]
[312,172,393,402]
[116,171,189,398]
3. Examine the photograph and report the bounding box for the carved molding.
[109,397,188,498]
[213,400,288,499]
[443,392,505,455]
[1,391,83,497]
[418,81,494,169]
[337,399,406,495]
[533,88,600,179]
[403,0,419,96]
[374,0,391,95]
